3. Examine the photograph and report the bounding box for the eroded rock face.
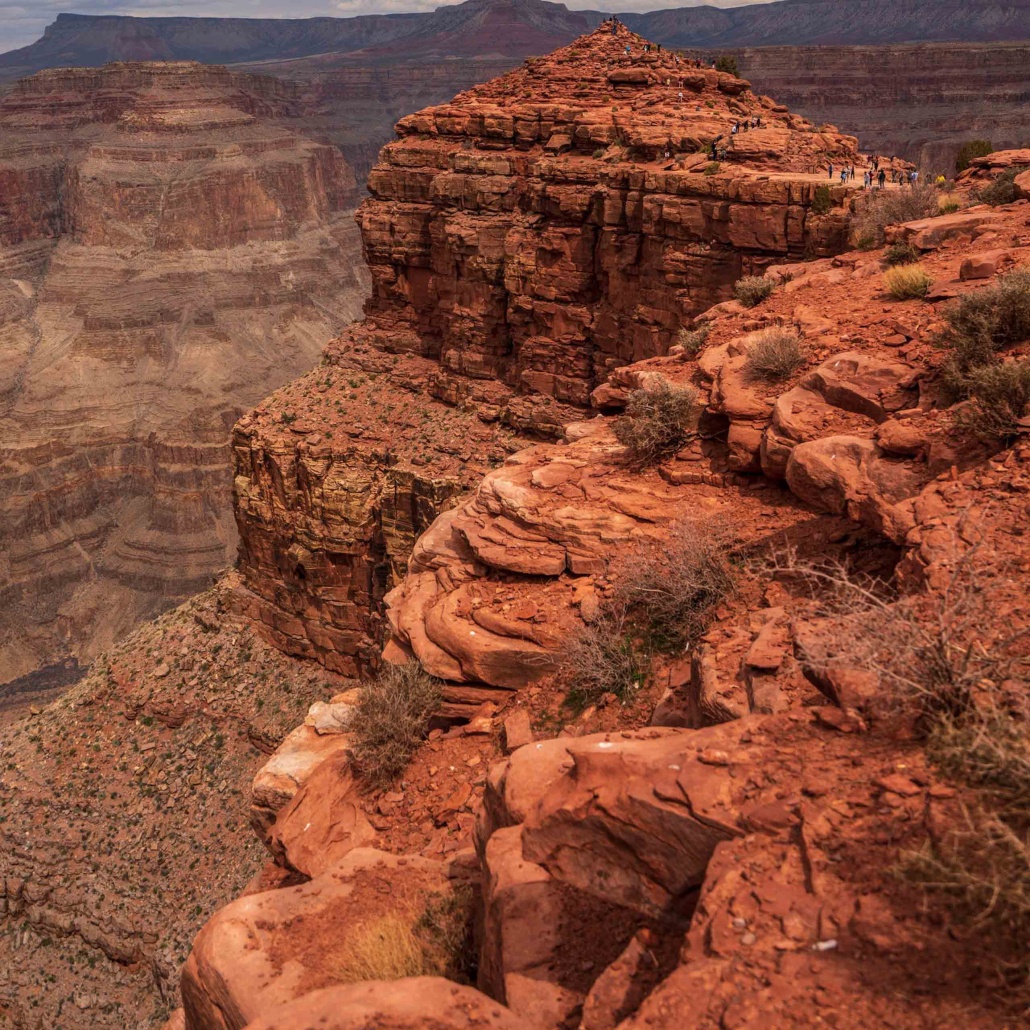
[0,61,369,683]
[232,26,862,674]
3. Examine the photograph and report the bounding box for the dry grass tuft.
[734,275,775,308]
[335,914,427,982]
[351,663,442,791]
[677,322,710,357]
[612,380,699,466]
[883,264,933,300]
[743,326,807,383]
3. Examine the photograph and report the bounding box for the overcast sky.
[0,0,769,53]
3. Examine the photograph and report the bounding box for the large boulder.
[239,979,533,1030]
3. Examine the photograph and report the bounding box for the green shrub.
[351,663,442,790]
[883,264,933,300]
[714,54,739,76]
[811,184,833,216]
[884,241,919,266]
[677,322,710,357]
[977,167,1026,207]
[849,183,939,249]
[614,519,734,650]
[703,161,721,176]
[612,380,699,465]
[941,269,1030,372]
[734,275,775,308]
[743,326,807,383]
[953,360,1030,443]
[955,139,993,173]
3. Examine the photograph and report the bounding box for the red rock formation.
[232,25,862,677]
[0,62,369,682]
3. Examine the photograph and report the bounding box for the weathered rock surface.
[0,61,369,684]
[233,25,862,676]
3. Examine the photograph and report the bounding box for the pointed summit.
[397,23,859,174]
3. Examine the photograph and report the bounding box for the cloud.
[0,0,775,54]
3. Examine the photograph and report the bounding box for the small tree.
[955,139,993,174]
[714,54,739,76]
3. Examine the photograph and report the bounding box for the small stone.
[741,932,757,946]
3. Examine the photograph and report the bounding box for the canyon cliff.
[231,26,859,691]
[0,62,370,685]
[2,24,1028,1030]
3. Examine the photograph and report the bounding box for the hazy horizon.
[0,0,776,54]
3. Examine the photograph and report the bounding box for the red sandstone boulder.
[239,979,532,1030]
[181,849,452,1030]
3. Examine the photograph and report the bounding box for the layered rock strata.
[0,61,369,682]
[233,26,862,679]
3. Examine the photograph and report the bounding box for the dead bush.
[614,519,734,650]
[849,183,939,249]
[612,381,699,465]
[415,885,478,984]
[743,326,807,383]
[734,275,775,308]
[561,607,649,712]
[940,268,1030,372]
[953,359,1030,443]
[883,263,933,300]
[351,663,442,790]
[335,914,427,982]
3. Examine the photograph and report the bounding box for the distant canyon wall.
[732,42,1030,174]
[0,63,370,683]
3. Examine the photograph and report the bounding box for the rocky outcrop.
[232,25,862,677]
[0,61,369,683]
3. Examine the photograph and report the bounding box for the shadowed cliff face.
[230,26,863,686]
[0,62,370,683]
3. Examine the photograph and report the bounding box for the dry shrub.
[937,192,962,215]
[977,167,1026,207]
[743,326,807,383]
[612,381,699,466]
[849,183,939,249]
[677,321,710,357]
[941,268,1030,373]
[561,607,649,713]
[415,885,477,984]
[883,241,920,267]
[953,359,1030,443]
[776,545,1029,988]
[615,519,734,650]
[351,663,442,791]
[734,275,775,308]
[883,264,933,300]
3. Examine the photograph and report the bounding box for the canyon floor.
[1,24,1029,1030]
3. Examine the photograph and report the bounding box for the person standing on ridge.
[827,162,834,180]
[878,168,886,189]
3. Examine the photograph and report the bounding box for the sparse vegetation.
[703,161,721,176]
[351,663,442,790]
[614,519,734,650]
[742,326,807,383]
[883,241,920,267]
[953,359,1030,443]
[811,184,833,216]
[849,183,939,249]
[940,268,1030,373]
[714,54,739,76]
[734,275,775,308]
[937,192,962,215]
[561,607,648,713]
[777,546,1029,990]
[612,380,699,465]
[676,321,710,357]
[977,166,1026,207]
[955,138,993,173]
[883,263,933,300]
[415,885,478,984]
